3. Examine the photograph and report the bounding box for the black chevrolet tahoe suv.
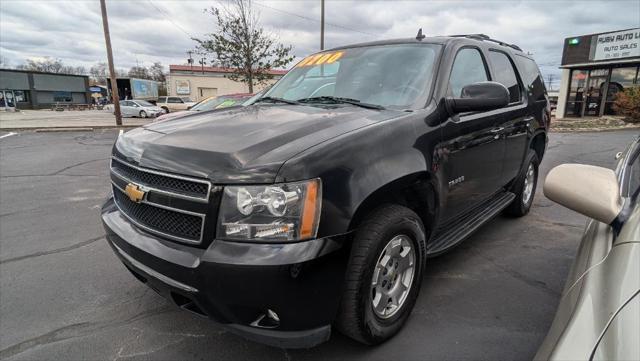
[102,33,549,348]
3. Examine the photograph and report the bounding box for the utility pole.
[320,0,325,50]
[187,51,194,73]
[100,0,122,126]
[547,74,555,91]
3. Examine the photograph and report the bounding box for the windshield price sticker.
[297,51,344,67]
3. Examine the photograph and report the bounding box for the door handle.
[490,127,504,133]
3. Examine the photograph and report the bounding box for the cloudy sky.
[1,0,638,89]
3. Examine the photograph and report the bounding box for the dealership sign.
[176,80,190,95]
[591,28,640,61]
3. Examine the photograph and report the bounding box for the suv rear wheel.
[504,150,539,217]
[336,204,426,345]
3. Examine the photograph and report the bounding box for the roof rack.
[449,34,523,52]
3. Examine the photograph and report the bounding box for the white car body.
[119,100,164,118]
[156,96,196,113]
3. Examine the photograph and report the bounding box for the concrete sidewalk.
[0,109,151,131]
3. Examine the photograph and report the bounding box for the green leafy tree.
[193,0,294,93]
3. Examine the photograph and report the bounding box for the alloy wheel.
[370,235,416,319]
[522,163,535,205]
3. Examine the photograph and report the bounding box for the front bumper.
[101,198,350,348]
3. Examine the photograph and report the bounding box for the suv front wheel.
[505,150,539,216]
[336,204,426,345]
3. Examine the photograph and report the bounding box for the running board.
[427,191,516,256]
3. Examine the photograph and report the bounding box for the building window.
[584,68,609,116]
[565,69,588,117]
[53,91,73,102]
[14,90,28,103]
[605,66,639,115]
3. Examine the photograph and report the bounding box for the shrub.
[613,87,640,124]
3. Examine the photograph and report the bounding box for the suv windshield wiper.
[296,96,386,110]
[254,96,302,105]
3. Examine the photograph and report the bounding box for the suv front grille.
[111,157,209,200]
[113,187,203,242]
[110,157,214,245]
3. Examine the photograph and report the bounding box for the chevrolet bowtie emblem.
[125,183,145,203]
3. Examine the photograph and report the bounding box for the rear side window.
[168,97,182,103]
[158,97,167,103]
[448,48,489,97]
[515,55,546,101]
[489,51,521,103]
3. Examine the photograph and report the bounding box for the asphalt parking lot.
[1,129,638,361]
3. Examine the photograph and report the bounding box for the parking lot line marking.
[0,132,17,139]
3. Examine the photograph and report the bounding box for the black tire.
[504,150,539,217]
[161,107,169,113]
[335,204,426,345]
[139,110,147,118]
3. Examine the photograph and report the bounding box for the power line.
[253,1,376,37]
[146,0,194,39]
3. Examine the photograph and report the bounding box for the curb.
[34,127,95,132]
[550,126,640,133]
[2,125,142,132]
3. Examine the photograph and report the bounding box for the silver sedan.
[119,99,164,118]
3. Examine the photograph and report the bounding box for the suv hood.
[114,104,405,183]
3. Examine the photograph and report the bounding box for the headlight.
[217,178,321,242]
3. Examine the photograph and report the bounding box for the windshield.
[263,44,441,110]
[135,100,154,107]
[191,96,248,111]
[180,97,193,102]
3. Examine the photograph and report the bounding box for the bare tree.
[148,62,166,82]
[90,62,109,84]
[128,65,151,79]
[193,0,294,93]
[16,57,86,75]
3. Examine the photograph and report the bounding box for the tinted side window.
[158,97,167,103]
[489,51,521,103]
[448,48,489,97]
[168,97,182,103]
[515,55,546,101]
